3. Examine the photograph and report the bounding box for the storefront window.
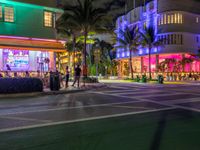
[36,51,50,72]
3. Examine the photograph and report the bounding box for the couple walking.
[65,65,81,88]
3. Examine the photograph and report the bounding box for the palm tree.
[178,57,194,72]
[117,25,139,79]
[159,58,177,73]
[93,39,112,76]
[140,26,163,79]
[65,40,82,67]
[61,0,113,77]
[56,18,79,71]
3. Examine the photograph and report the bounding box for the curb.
[0,84,107,99]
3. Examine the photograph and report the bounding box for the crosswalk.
[92,83,200,112]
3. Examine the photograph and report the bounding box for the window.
[164,14,167,24]
[0,6,2,20]
[180,35,183,45]
[161,15,163,25]
[171,14,174,24]
[167,35,170,44]
[158,17,160,25]
[167,15,171,24]
[174,13,177,23]
[160,34,183,45]
[44,11,54,27]
[171,34,173,44]
[196,17,199,23]
[179,14,183,24]
[4,6,14,22]
[174,34,177,44]
[158,13,183,26]
[177,13,183,24]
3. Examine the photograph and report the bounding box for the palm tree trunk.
[149,46,152,80]
[83,30,88,78]
[72,34,76,71]
[96,62,98,77]
[129,48,134,79]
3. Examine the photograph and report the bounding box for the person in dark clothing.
[72,65,81,87]
[65,66,70,88]
[6,64,11,71]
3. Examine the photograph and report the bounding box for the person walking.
[65,66,70,88]
[72,65,81,88]
[25,71,30,78]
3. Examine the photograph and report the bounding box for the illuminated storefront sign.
[3,49,29,70]
[1,49,52,71]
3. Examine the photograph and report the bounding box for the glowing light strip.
[0,35,65,43]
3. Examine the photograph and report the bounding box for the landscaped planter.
[0,78,43,94]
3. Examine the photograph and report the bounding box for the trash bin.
[50,72,54,91]
[158,75,164,84]
[49,72,60,91]
[54,73,60,91]
[142,75,147,83]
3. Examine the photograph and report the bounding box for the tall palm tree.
[117,25,139,79]
[61,0,112,77]
[140,26,163,79]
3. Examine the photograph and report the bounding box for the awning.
[0,37,66,52]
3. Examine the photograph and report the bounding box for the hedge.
[0,78,43,94]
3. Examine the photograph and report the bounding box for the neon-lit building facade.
[116,0,200,78]
[0,0,65,74]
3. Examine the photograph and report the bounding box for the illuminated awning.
[0,37,66,52]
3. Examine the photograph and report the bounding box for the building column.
[141,56,144,74]
[156,54,159,73]
[182,54,185,72]
[118,60,122,78]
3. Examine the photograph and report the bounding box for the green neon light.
[0,0,63,12]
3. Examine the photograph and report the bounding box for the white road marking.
[0,116,52,123]
[111,105,152,110]
[91,91,172,107]
[0,107,175,133]
[94,88,200,113]
[0,101,143,116]
[162,97,200,105]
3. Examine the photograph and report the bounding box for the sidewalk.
[100,79,200,85]
[0,82,106,99]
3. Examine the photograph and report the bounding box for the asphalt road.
[0,83,200,150]
[0,83,200,131]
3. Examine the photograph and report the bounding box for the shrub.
[82,77,99,83]
[0,78,43,94]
